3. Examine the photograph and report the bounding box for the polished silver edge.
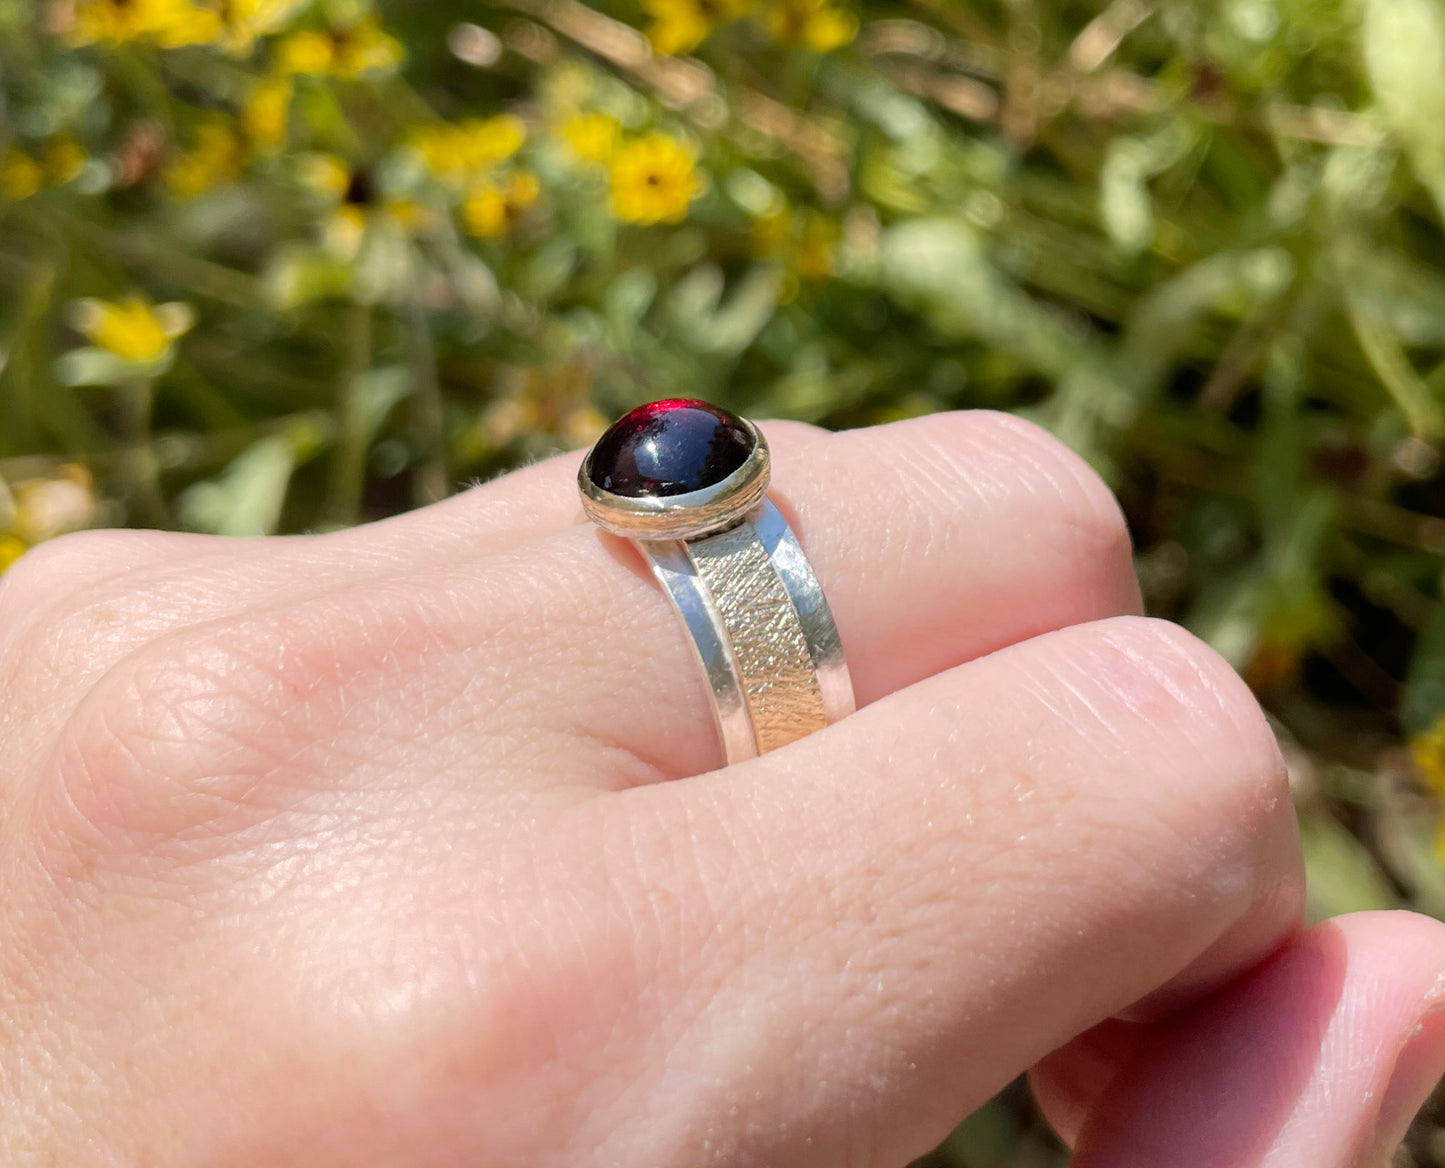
[637,496,855,767]
[639,539,758,766]
[579,420,771,541]
[753,499,856,725]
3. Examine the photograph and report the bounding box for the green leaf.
[1100,140,1156,255]
[1344,280,1445,439]
[1331,238,1445,346]
[518,237,578,304]
[53,346,170,387]
[179,433,301,537]
[1403,605,1445,734]
[933,1098,1023,1168]
[264,245,357,309]
[1363,0,1445,215]
[666,264,783,356]
[603,268,658,350]
[1300,810,1400,923]
[880,218,1096,380]
[354,364,413,438]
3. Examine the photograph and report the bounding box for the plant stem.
[406,257,449,508]
[324,300,373,528]
[120,378,171,529]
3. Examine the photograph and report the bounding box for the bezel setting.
[579,417,770,541]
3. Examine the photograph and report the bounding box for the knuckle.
[0,529,196,666]
[1072,615,1290,840]
[975,411,1132,561]
[42,615,334,855]
[36,585,448,860]
[919,411,1135,605]
[0,530,126,618]
[44,634,283,852]
[0,533,245,777]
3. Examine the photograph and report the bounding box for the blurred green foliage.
[4,0,1445,1161]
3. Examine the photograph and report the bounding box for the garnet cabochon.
[588,399,755,498]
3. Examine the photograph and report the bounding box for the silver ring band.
[643,498,854,763]
[579,399,855,764]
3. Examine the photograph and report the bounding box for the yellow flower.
[763,0,857,51]
[464,171,541,238]
[1413,716,1445,855]
[164,156,212,198]
[164,121,244,198]
[300,158,426,255]
[642,0,751,55]
[10,466,98,545]
[609,133,702,225]
[215,0,307,56]
[72,296,195,364]
[750,206,792,258]
[1415,718,1445,795]
[796,213,838,279]
[328,203,367,255]
[409,116,526,183]
[243,76,292,151]
[332,19,405,76]
[276,18,404,78]
[276,27,335,73]
[383,197,433,233]
[459,116,527,169]
[305,156,370,253]
[324,196,429,253]
[300,152,352,199]
[462,187,506,238]
[562,112,621,166]
[2,139,89,198]
[44,137,88,184]
[0,535,25,574]
[1,150,44,200]
[71,0,225,48]
[751,206,836,279]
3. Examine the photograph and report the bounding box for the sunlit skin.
[1,412,1442,1166]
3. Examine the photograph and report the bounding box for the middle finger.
[472,408,1143,781]
[47,410,1143,823]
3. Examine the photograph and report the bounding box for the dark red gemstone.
[589,399,754,498]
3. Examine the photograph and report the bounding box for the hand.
[0,411,1439,1167]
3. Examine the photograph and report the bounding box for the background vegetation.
[3,0,1445,1161]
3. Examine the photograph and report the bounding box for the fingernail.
[1371,1005,1445,1163]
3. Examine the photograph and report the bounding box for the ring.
[579,399,855,764]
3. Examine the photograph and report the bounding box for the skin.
[0,410,1441,1167]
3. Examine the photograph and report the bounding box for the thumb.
[1033,911,1445,1167]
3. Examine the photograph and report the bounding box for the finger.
[1036,911,1445,1168]
[2,441,596,630]
[433,410,1144,781]
[1,427,829,764]
[0,454,587,674]
[1027,1019,1148,1148]
[0,455,600,768]
[594,615,1303,1167]
[35,410,1141,804]
[32,408,1142,861]
[299,418,826,575]
[2,422,830,678]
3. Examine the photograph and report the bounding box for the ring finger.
[449,408,1145,781]
[63,409,1146,804]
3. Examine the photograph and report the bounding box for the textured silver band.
[640,498,855,765]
